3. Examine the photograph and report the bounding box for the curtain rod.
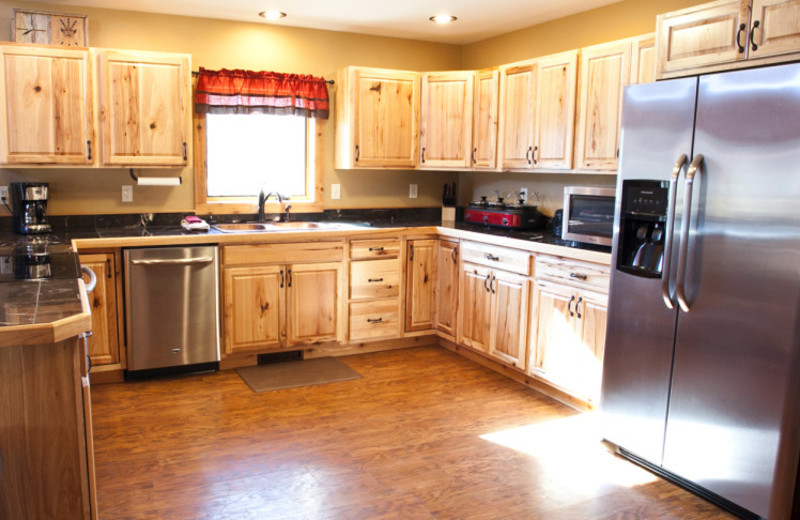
[191,70,334,84]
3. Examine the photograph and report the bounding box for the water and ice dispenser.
[616,180,670,278]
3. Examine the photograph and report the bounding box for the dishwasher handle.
[130,256,215,266]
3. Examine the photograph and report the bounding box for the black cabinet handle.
[526,146,533,165]
[568,295,575,317]
[409,244,414,261]
[737,23,746,53]
[484,273,491,292]
[533,145,538,165]
[576,296,583,319]
[355,145,360,162]
[451,248,457,262]
[750,20,760,51]
[486,253,499,261]
[106,258,112,279]
[86,140,92,160]
[280,269,284,288]
[287,269,292,288]
[490,275,496,294]
[569,272,588,280]
[182,142,187,161]
[471,147,477,164]
[368,246,384,252]
[421,147,426,163]
[367,317,383,324]
[368,278,384,283]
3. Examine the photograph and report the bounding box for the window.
[194,112,324,214]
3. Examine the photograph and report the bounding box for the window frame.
[193,106,325,215]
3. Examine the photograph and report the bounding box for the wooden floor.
[91,346,736,520]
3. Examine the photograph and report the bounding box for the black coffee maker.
[10,182,52,234]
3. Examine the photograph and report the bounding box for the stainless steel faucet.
[257,191,290,222]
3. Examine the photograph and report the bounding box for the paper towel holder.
[129,169,182,186]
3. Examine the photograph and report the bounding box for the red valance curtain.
[195,67,329,119]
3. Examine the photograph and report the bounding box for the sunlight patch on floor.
[480,412,659,490]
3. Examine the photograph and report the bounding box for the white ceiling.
[37,0,624,44]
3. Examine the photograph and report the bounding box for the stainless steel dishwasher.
[124,245,220,373]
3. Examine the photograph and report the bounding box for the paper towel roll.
[136,177,181,186]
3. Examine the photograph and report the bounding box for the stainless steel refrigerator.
[601,62,800,520]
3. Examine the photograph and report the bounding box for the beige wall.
[0,0,707,217]
[0,1,461,215]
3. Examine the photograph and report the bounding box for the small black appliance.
[10,182,52,234]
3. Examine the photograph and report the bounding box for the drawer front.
[349,300,400,340]
[223,242,343,266]
[460,241,531,275]
[350,259,400,299]
[350,238,401,259]
[535,255,610,291]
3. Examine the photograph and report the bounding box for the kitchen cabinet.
[80,251,123,368]
[419,71,474,168]
[574,39,631,172]
[457,241,530,369]
[471,69,499,169]
[631,34,656,84]
[222,243,343,354]
[434,239,459,338]
[655,0,800,79]
[0,44,93,165]
[529,255,609,402]
[96,49,191,166]
[335,66,419,169]
[498,50,578,170]
[405,239,437,332]
[348,238,402,341]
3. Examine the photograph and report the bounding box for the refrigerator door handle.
[661,154,688,309]
[676,154,704,312]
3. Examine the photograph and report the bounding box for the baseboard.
[89,368,125,384]
[438,338,594,412]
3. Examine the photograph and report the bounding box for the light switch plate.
[519,187,528,202]
[331,183,341,200]
[409,184,418,199]
[122,185,133,202]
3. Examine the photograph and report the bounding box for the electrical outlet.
[122,185,133,202]
[519,187,528,202]
[0,185,8,204]
[331,183,341,200]
[409,184,418,199]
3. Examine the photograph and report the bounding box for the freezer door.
[601,78,698,463]
[662,63,800,519]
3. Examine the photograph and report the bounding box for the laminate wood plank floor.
[91,346,736,519]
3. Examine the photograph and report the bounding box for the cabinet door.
[489,270,529,370]
[405,240,437,332]
[655,0,749,79]
[750,0,800,60]
[631,34,656,84]
[575,39,631,171]
[0,45,92,164]
[531,279,581,390]
[98,50,189,166]
[223,265,285,353]
[420,71,474,168]
[574,289,608,402]
[353,68,419,168]
[471,68,499,169]
[457,263,493,353]
[80,253,121,367]
[287,262,341,346]
[499,61,536,169]
[435,240,459,337]
[534,51,578,170]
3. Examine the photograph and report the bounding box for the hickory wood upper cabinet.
[471,69,499,169]
[574,39,631,172]
[498,50,578,170]
[95,49,191,166]
[221,243,343,355]
[0,44,93,165]
[631,34,657,84]
[419,71,474,168]
[335,66,419,168]
[655,0,800,79]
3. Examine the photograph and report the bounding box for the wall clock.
[12,9,88,47]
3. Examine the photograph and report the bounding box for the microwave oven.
[562,186,616,246]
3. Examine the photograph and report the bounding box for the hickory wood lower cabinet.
[434,239,459,337]
[80,251,124,369]
[348,238,402,341]
[221,242,343,354]
[405,239,437,332]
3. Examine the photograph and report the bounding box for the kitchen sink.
[213,221,366,233]
[213,223,272,232]
[267,221,323,229]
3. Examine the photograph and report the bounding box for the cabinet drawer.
[535,255,610,291]
[461,241,531,275]
[223,242,343,266]
[350,259,400,299]
[350,239,401,259]
[349,300,400,340]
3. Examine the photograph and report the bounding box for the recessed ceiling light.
[429,14,457,24]
[259,10,287,20]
